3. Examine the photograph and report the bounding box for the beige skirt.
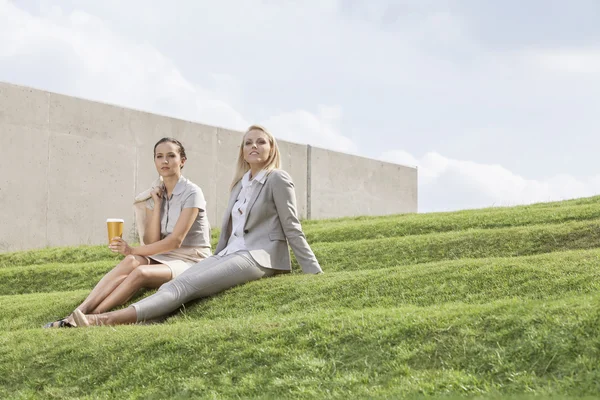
[148,246,211,279]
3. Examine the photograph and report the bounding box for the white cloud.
[381,150,600,212]
[527,48,600,75]
[0,0,357,152]
[0,1,244,129]
[3,0,600,214]
[264,105,357,153]
[378,150,419,169]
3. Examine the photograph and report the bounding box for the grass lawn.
[2,197,600,399]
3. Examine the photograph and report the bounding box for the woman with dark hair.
[44,138,211,328]
[71,125,322,327]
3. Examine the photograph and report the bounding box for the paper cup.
[106,218,124,244]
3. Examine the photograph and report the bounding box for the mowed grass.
[304,202,600,242]
[2,196,600,399]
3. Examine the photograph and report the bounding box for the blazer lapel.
[244,180,266,222]
[222,183,242,235]
[228,183,242,212]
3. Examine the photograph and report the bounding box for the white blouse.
[217,169,267,256]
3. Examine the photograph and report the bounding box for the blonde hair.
[230,124,281,190]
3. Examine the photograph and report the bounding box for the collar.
[172,175,188,196]
[241,169,267,188]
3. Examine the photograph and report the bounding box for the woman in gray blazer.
[72,125,322,327]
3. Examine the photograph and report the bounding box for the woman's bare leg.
[90,264,172,314]
[59,255,150,325]
[74,307,138,327]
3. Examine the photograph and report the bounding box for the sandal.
[72,309,90,327]
[43,318,75,329]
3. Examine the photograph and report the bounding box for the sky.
[2,0,600,212]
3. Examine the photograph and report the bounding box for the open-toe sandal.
[72,309,90,327]
[43,318,75,329]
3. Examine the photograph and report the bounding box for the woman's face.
[243,129,271,168]
[154,141,184,177]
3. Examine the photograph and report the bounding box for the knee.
[117,255,141,273]
[129,266,152,285]
[126,255,142,268]
[156,279,188,303]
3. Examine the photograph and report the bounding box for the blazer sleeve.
[271,170,323,274]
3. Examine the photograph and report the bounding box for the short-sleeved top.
[146,175,211,249]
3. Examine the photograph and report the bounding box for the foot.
[64,313,76,326]
[72,309,91,327]
[43,317,76,329]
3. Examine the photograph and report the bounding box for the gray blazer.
[215,169,322,274]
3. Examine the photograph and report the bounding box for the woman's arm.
[271,170,323,274]
[110,207,200,257]
[143,205,162,245]
[143,186,164,244]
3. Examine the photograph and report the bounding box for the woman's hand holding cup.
[109,237,133,256]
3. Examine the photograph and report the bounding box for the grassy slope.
[2,196,600,399]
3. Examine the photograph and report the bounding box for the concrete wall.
[308,147,418,219]
[0,81,417,252]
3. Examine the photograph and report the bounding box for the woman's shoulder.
[181,177,205,195]
[267,169,294,187]
[267,168,292,181]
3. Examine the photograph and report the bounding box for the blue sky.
[2,0,599,212]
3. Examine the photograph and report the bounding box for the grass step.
[0,245,122,268]
[3,248,600,331]
[304,203,600,243]
[185,248,600,321]
[1,289,91,332]
[306,219,600,272]
[4,196,600,398]
[3,197,600,268]
[301,195,600,227]
[3,218,600,307]
[0,261,114,295]
[0,234,221,268]
[7,219,600,296]
[1,295,599,398]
